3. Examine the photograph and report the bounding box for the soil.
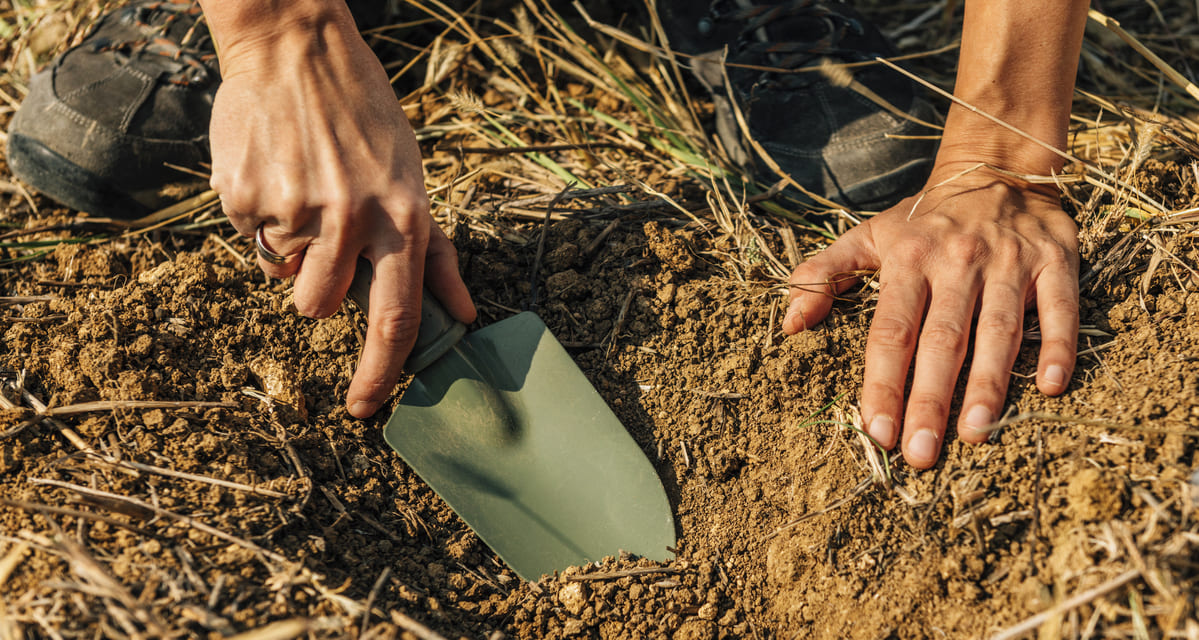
[2,2,1198,639]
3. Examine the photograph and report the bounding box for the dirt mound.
[2,0,1198,638]
[2,205,1196,638]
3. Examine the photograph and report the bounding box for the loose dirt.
[1,1,1198,639]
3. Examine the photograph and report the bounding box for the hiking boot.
[659,0,939,210]
[6,1,218,219]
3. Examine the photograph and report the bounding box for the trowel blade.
[383,312,675,581]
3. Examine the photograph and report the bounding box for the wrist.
[923,156,1062,202]
[934,101,1071,180]
[198,0,359,63]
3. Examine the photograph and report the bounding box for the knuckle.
[220,189,256,217]
[401,193,432,220]
[380,188,432,220]
[976,308,1023,343]
[209,171,230,195]
[1040,242,1078,270]
[920,318,969,353]
[945,234,988,264]
[991,236,1024,267]
[394,215,432,252]
[1050,218,1081,248]
[373,308,421,351]
[322,188,358,221]
[870,317,918,351]
[272,191,305,222]
[209,161,245,194]
[398,214,431,240]
[1038,293,1079,317]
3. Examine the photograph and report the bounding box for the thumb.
[782,224,879,334]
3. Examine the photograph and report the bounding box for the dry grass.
[0,0,1197,637]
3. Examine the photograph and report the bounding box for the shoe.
[659,0,939,210]
[6,1,218,219]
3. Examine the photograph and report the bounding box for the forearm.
[936,0,1090,176]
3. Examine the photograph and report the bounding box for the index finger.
[861,270,929,450]
[347,244,426,418]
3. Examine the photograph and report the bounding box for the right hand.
[203,1,476,418]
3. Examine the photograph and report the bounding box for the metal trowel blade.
[384,312,675,581]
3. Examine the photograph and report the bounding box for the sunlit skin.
[198,0,476,419]
[199,0,1090,470]
[783,0,1091,468]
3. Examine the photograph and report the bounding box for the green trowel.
[347,262,675,581]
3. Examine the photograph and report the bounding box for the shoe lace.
[94,1,217,86]
[703,0,868,69]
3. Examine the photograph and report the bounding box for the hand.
[207,6,475,418]
[782,168,1079,468]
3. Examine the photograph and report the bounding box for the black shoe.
[660,0,939,210]
[6,1,218,219]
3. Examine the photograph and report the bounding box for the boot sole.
[8,133,152,219]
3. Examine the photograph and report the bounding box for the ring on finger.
[255,224,298,265]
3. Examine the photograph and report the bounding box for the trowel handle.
[347,258,468,374]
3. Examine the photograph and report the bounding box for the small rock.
[249,356,307,423]
[657,282,677,305]
[643,221,695,272]
[562,618,585,636]
[558,582,588,616]
[137,261,175,285]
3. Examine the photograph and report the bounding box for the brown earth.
[2,2,1199,639]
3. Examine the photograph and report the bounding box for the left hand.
[782,167,1080,468]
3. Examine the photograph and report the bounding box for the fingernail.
[349,400,376,418]
[907,429,940,466]
[867,414,895,447]
[1044,364,1067,391]
[963,405,992,434]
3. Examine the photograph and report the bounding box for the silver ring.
[255,225,292,265]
